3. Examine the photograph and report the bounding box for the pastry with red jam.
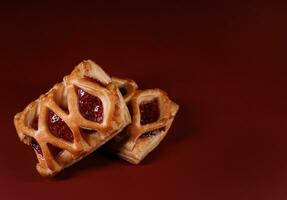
[14,60,131,176]
[107,84,179,164]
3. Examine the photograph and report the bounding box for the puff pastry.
[107,83,179,164]
[14,60,131,176]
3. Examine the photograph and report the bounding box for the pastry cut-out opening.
[80,128,98,135]
[30,116,39,130]
[47,143,63,158]
[127,103,133,119]
[26,103,39,130]
[84,76,107,88]
[47,110,74,142]
[53,86,69,114]
[30,137,42,155]
[140,127,166,138]
[79,128,99,145]
[76,87,104,123]
[139,98,160,125]
[119,85,128,96]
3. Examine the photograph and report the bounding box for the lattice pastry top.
[14,60,131,176]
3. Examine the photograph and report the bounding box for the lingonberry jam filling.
[48,110,74,142]
[77,87,104,123]
[84,76,107,87]
[31,138,42,155]
[140,127,166,138]
[31,116,38,130]
[48,144,63,157]
[140,98,160,125]
[119,85,128,96]
[80,128,97,135]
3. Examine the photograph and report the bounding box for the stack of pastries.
[14,60,179,176]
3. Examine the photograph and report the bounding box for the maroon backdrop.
[1,1,287,200]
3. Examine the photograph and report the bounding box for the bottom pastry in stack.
[108,77,179,164]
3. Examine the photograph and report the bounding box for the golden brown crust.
[107,87,179,164]
[14,60,131,176]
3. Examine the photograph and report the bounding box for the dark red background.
[1,1,287,199]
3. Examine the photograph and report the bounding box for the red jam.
[48,110,74,142]
[140,98,160,125]
[31,138,42,155]
[77,87,104,123]
[140,127,166,138]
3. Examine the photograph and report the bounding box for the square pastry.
[108,78,179,164]
[14,60,131,176]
